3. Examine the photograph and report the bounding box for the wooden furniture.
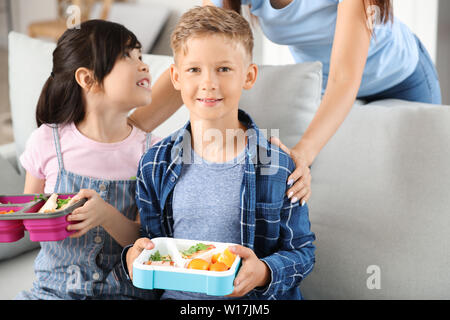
[28,0,115,41]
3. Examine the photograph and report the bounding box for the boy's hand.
[226,245,270,297]
[66,189,114,238]
[126,238,155,280]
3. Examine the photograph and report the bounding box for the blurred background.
[0,0,449,147]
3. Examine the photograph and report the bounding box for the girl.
[16,20,159,300]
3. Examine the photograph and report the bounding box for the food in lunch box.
[209,262,229,272]
[185,247,237,272]
[0,210,14,214]
[180,243,215,259]
[33,194,48,202]
[144,250,174,266]
[216,247,237,269]
[38,193,78,213]
[187,258,210,271]
[211,253,220,264]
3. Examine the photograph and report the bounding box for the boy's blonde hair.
[170,6,254,62]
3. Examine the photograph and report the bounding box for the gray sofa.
[1,32,449,300]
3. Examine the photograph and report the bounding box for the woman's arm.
[298,0,371,163]
[283,0,372,203]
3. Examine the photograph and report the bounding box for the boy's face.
[170,34,257,122]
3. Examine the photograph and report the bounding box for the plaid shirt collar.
[170,109,270,163]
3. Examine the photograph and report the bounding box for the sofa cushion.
[239,62,323,149]
[8,32,55,176]
[301,99,450,299]
[148,61,324,143]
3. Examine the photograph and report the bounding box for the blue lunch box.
[132,237,241,296]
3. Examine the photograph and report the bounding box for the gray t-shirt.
[162,147,245,300]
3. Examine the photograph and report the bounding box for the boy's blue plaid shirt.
[135,110,316,300]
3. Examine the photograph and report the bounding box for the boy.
[123,6,316,300]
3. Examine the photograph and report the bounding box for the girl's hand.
[226,245,270,297]
[270,137,312,205]
[67,189,113,238]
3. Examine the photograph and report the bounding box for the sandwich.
[38,193,78,213]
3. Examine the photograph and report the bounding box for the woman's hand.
[67,189,114,238]
[270,137,312,205]
[226,245,270,297]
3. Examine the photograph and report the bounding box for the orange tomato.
[217,247,236,268]
[187,258,210,271]
[211,253,220,264]
[209,262,229,272]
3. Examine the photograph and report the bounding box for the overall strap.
[145,132,152,153]
[51,125,65,171]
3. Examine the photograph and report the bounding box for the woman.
[128,0,441,206]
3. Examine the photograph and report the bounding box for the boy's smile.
[196,98,224,108]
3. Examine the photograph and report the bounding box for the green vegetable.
[56,197,71,209]
[33,194,48,202]
[149,250,171,262]
[130,176,137,180]
[181,243,210,257]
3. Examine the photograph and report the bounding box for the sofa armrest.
[0,148,25,194]
[0,143,19,173]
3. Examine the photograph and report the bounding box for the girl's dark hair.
[36,19,141,127]
[223,0,393,25]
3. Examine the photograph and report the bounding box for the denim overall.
[16,126,155,300]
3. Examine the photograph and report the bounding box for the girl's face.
[101,48,152,111]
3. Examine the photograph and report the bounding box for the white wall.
[10,0,58,34]
[394,0,438,62]
[1,0,57,49]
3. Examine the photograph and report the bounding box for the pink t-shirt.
[20,123,161,194]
